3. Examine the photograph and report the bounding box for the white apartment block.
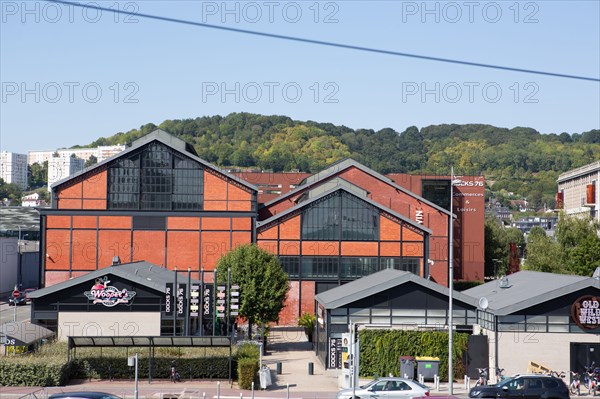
[0,151,28,190]
[48,156,85,191]
[557,160,600,222]
[28,145,125,165]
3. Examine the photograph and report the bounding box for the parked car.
[49,392,121,399]
[468,374,570,398]
[336,378,430,399]
[23,288,36,303]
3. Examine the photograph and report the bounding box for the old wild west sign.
[84,276,136,307]
[572,295,600,330]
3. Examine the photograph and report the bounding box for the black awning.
[68,336,231,348]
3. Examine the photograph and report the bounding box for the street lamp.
[448,169,462,395]
[128,353,139,399]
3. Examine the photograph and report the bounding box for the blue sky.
[1,0,599,154]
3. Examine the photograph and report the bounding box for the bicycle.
[475,367,489,387]
[170,363,181,383]
[570,370,581,396]
[583,363,597,396]
[496,367,507,384]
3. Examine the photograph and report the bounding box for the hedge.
[358,330,469,381]
[235,343,260,389]
[0,360,70,386]
[71,356,231,380]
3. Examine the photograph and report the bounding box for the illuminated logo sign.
[84,276,136,307]
[572,295,600,330]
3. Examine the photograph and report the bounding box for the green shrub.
[0,359,70,386]
[237,357,258,390]
[358,330,469,381]
[297,313,316,342]
[235,342,260,360]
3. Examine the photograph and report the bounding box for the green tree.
[215,244,289,338]
[555,214,600,276]
[28,161,48,189]
[522,230,562,273]
[0,178,22,205]
[484,218,509,278]
[84,155,98,168]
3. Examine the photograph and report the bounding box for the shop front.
[27,261,217,339]
[465,270,600,379]
[314,268,477,369]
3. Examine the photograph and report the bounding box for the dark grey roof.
[262,158,451,216]
[315,268,477,309]
[297,177,368,203]
[28,261,199,298]
[51,130,257,193]
[256,184,432,235]
[129,129,198,156]
[0,207,40,232]
[462,270,600,315]
[0,322,54,345]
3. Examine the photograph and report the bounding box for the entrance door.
[467,334,489,379]
[570,343,600,373]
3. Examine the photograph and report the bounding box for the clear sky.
[1,0,599,154]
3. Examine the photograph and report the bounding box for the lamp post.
[128,353,139,399]
[448,168,460,395]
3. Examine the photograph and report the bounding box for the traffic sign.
[12,290,20,298]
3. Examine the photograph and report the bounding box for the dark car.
[49,392,121,399]
[8,292,26,306]
[469,374,570,399]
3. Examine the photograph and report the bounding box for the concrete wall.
[0,238,18,295]
[477,325,600,377]
[57,312,161,340]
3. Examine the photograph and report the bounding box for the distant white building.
[28,145,125,165]
[557,160,600,222]
[21,192,48,207]
[0,151,28,190]
[48,156,85,191]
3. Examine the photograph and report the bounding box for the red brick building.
[41,130,257,286]
[40,131,484,330]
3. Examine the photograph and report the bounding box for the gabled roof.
[463,270,600,316]
[0,322,54,346]
[51,130,257,193]
[256,184,432,235]
[29,261,198,298]
[315,268,477,309]
[262,158,451,216]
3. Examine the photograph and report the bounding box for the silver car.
[337,378,430,398]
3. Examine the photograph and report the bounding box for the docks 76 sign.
[572,295,600,330]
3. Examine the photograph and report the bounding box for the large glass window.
[340,257,379,278]
[421,179,451,211]
[108,142,203,210]
[279,256,300,278]
[301,192,379,241]
[302,257,339,279]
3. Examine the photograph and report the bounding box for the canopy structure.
[67,336,233,383]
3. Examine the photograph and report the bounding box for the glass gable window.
[301,192,379,241]
[108,142,203,210]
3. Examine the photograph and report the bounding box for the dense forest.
[75,112,600,210]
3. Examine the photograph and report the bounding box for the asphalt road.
[0,301,31,324]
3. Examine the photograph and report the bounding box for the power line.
[46,0,600,83]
